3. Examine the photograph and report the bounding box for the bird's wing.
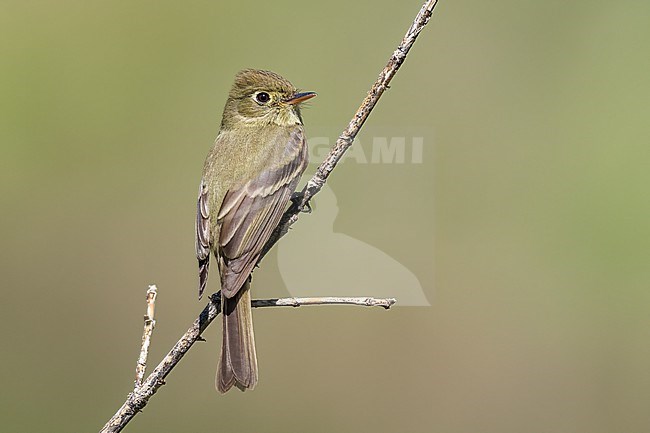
[217,128,308,298]
[196,178,211,298]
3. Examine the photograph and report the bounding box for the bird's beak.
[286,91,317,105]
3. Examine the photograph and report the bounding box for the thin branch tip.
[384,298,397,309]
[134,285,158,389]
[258,0,439,258]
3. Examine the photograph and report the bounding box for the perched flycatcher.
[195,69,316,393]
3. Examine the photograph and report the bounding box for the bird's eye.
[255,92,270,103]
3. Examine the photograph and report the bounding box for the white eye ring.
[254,91,271,104]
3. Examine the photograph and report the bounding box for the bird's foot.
[290,192,312,213]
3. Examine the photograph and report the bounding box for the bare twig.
[253,296,396,309]
[134,285,157,388]
[259,0,440,261]
[100,293,394,433]
[101,294,221,433]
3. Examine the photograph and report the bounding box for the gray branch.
[100,1,439,431]
[253,296,396,308]
[134,285,157,388]
[259,0,440,261]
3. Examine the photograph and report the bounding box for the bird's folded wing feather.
[196,179,211,298]
[217,128,307,298]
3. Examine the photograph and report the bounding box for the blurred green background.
[2,1,649,432]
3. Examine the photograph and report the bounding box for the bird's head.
[221,69,316,129]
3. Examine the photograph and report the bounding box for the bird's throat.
[272,107,302,126]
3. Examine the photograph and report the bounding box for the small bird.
[195,69,316,392]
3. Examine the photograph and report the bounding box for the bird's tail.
[217,281,258,393]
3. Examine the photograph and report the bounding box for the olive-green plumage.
[195,69,315,393]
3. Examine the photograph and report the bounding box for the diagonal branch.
[100,293,396,433]
[100,1,439,431]
[259,0,439,261]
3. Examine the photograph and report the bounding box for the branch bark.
[252,296,396,308]
[259,0,439,261]
[100,293,395,433]
[100,0,439,431]
[134,285,157,388]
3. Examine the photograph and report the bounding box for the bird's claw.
[290,192,312,213]
[300,201,312,213]
[290,191,303,204]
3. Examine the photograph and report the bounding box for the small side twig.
[253,296,396,309]
[100,292,394,433]
[134,285,157,388]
